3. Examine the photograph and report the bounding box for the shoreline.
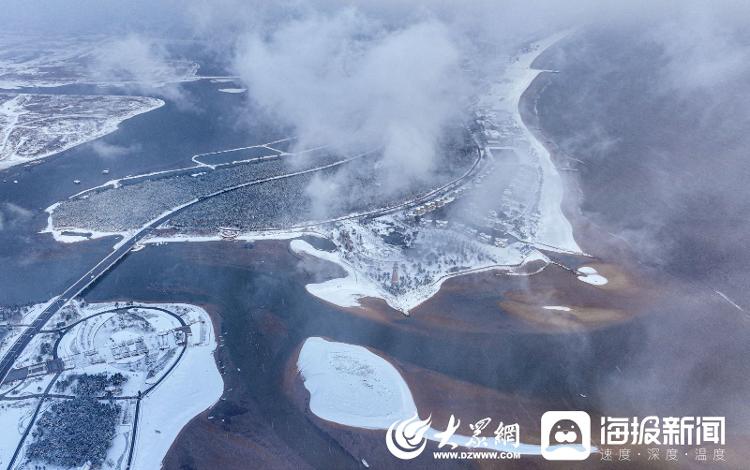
[518,43,646,282]
[0,94,165,172]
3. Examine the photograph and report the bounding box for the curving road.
[3,306,189,470]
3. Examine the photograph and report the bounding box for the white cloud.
[90,141,140,159]
[89,34,198,109]
[0,203,34,231]
[234,9,465,201]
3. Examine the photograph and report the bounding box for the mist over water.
[3,0,750,458]
[533,24,750,431]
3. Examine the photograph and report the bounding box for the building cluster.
[334,215,521,299]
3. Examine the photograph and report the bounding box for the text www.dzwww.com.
[433,451,522,460]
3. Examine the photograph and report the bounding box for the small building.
[219,226,240,240]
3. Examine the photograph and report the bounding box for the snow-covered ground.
[0,399,39,465]
[218,88,247,94]
[0,301,222,470]
[475,33,580,254]
[298,337,417,429]
[0,34,199,90]
[297,337,549,455]
[129,304,223,470]
[0,93,163,170]
[291,217,546,314]
[55,305,184,397]
[0,373,55,399]
[576,266,608,286]
[291,239,385,310]
[12,332,57,370]
[543,305,572,312]
[105,400,138,470]
[142,228,319,246]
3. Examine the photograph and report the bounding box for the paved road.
[0,222,156,385]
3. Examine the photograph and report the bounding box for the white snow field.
[475,32,581,254]
[291,239,386,310]
[543,305,572,311]
[297,337,551,455]
[131,304,223,470]
[0,34,199,90]
[297,336,417,430]
[576,266,608,286]
[0,399,39,465]
[0,93,163,170]
[0,301,222,470]
[291,218,547,314]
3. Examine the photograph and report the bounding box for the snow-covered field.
[0,93,163,170]
[298,336,417,429]
[0,301,222,470]
[291,239,385,310]
[218,88,247,94]
[0,399,39,465]
[576,266,608,286]
[0,34,199,90]
[297,337,549,455]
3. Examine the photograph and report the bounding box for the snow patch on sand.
[0,400,39,465]
[297,337,552,455]
[543,305,572,311]
[218,88,247,94]
[298,337,417,429]
[291,239,384,309]
[576,266,608,286]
